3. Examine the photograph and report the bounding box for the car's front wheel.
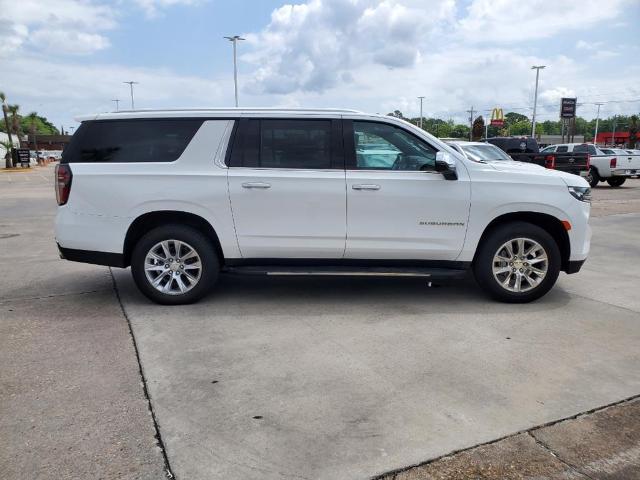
[131,224,219,305]
[474,222,561,303]
[606,177,626,187]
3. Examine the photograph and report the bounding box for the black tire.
[606,177,626,187]
[587,168,600,188]
[473,222,561,303]
[131,224,219,305]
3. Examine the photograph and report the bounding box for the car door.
[344,119,471,261]
[227,118,346,258]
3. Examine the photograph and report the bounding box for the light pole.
[224,35,245,107]
[531,65,545,138]
[123,81,139,110]
[112,99,120,112]
[593,102,604,145]
[417,96,425,129]
[611,115,617,146]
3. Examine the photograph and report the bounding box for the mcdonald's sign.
[490,107,505,127]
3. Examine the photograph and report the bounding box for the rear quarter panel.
[55,120,240,258]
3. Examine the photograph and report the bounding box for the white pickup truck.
[548,143,640,187]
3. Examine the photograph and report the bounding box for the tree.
[450,124,470,139]
[472,115,485,141]
[504,112,529,126]
[8,104,21,138]
[510,119,531,136]
[0,92,13,168]
[628,115,639,149]
[387,110,406,120]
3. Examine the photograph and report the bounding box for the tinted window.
[573,144,597,155]
[353,121,437,171]
[228,119,335,169]
[62,119,203,163]
[556,146,568,153]
[260,120,331,169]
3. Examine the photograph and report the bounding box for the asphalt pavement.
[2,166,639,480]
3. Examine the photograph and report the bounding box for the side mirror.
[435,151,458,180]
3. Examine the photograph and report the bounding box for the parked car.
[487,137,590,178]
[448,141,543,167]
[553,144,640,187]
[55,108,591,304]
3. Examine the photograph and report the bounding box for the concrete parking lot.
[2,166,639,479]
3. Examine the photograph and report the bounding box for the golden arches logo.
[490,108,504,125]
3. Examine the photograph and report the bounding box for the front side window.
[541,146,556,153]
[556,146,569,153]
[61,119,203,163]
[353,121,437,171]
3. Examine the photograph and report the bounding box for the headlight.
[568,186,591,203]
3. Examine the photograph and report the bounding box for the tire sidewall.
[588,168,600,188]
[474,222,561,303]
[131,224,219,305]
[606,177,626,187]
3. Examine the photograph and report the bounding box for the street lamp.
[593,102,604,145]
[112,99,121,112]
[417,96,425,129]
[123,81,139,110]
[224,35,245,107]
[531,65,545,138]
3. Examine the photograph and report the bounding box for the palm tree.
[1,140,12,168]
[0,92,13,168]
[8,104,21,138]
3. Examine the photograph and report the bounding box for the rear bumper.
[611,169,637,176]
[565,259,586,274]
[58,244,126,268]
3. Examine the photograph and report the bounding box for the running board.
[223,265,468,279]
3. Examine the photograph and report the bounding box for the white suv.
[55,108,591,304]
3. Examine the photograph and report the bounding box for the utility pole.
[123,81,139,110]
[112,99,120,112]
[611,115,617,146]
[531,65,545,138]
[593,102,604,145]
[466,106,475,141]
[224,35,245,107]
[417,96,425,129]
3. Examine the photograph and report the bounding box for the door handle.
[352,184,381,191]
[242,182,271,189]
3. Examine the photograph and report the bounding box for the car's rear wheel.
[587,168,600,187]
[474,222,561,303]
[606,177,626,187]
[131,224,219,305]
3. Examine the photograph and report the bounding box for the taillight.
[610,157,617,169]
[55,164,72,205]
[586,154,591,169]
[545,155,556,169]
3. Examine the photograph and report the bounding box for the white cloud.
[242,0,456,94]
[458,0,631,43]
[133,0,205,17]
[0,0,116,56]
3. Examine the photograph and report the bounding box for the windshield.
[460,144,513,162]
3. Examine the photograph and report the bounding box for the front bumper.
[566,259,586,274]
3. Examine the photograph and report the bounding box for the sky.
[0,0,639,131]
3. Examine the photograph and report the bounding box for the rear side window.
[62,119,203,163]
[573,144,597,155]
[556,146,568,153]
[228,119,341,169]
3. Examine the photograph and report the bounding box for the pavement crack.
[109,268,176,480]
[528,431,597,480]
[0,289,112,304]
